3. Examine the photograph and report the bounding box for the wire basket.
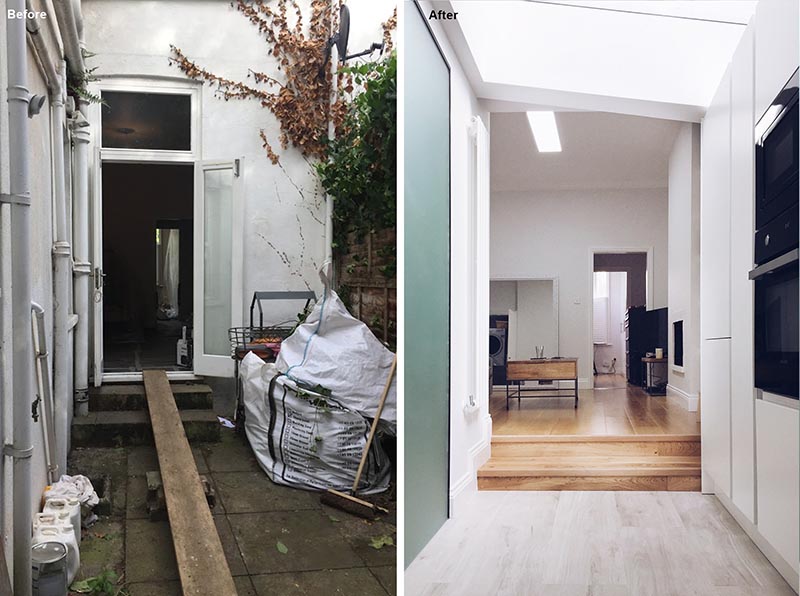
[228,325,293,362]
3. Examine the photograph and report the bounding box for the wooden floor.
[405,491,796,595]
[481,379,701,491]
[491,377,700,436]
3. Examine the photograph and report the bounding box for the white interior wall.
[516,280,557,360]
[419,1,493,516]
[489,280,516,315]
[667,122,701,408]
[490,188,668,386]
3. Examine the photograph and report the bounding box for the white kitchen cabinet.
[729,28,756,523]
[700,338,731,498]
[754,0,800,123]
[700,68,731,341]
[756,398,800,577]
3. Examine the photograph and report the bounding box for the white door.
[193,159,244,377]
[92,148,104,387]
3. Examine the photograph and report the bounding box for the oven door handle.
[749,248,799,280]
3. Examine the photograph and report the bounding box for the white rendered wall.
[82,0,393,322]
[594,272,626,375]
[667,122,701,408]
[490,188,668,386]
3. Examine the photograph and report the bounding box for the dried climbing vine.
[169,0,352,164]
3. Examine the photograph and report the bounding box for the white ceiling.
[491,111,682,192]
[446,0,757,119]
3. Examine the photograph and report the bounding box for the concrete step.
[72,410,220,447]
[88,383,213,412]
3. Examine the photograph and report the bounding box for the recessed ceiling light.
[527,111,562,152]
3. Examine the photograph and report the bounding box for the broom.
[321,354,397,519]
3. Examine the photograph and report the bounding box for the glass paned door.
[193,160,243,376]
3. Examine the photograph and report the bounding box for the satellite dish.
[337,5,350,62]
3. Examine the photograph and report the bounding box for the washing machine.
[489,328,507,366]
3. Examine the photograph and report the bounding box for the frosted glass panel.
[203,169,233,355]
[404,3,450,566]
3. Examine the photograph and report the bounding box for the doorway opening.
[102,163,194,372]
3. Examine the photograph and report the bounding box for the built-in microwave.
[755,68,798,231]
[751,68,800,402]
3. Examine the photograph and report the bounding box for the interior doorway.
[102,163,194,372]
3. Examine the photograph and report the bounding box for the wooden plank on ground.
[143,370,236,596]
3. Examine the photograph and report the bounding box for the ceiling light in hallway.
[527,111,562,152]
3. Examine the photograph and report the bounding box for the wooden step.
[479,435,701,492]
[71,409,220,447]
[88,383,213,411]
[490,434,701,458]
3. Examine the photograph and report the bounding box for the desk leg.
[574,378,579,409]
[506,382,509,410]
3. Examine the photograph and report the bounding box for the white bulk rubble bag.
[275,282,397,433]
[240,353,391,493]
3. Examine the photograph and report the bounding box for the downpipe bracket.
[3,444,34,460]
[0,192,31,206]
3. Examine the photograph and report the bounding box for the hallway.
[405,490,795,596]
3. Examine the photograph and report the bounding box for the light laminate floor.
[491,381,700,436]
[405,491,796,596]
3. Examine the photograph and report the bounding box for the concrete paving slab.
[125,519,179,583]
[369,566,397,596]
[126,475,149,520]
[322,505,397,568]
[126,580,180,596]
[234,575,258,595]
[249,568,389,595]
[213,514,248,576]
[227,511,363,575]
[213,471,318,514]
[68,447,128,516]
[203,432,261,473]
[73,519,125,582]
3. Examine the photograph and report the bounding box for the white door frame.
[87,77,202,385]
[588,247,654,389]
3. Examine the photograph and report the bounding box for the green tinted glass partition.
[404,2,451,566]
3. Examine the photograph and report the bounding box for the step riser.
[88,392,213,412]
[492,441,700,458]
[478,475,701,491]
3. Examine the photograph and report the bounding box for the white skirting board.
[449,414,492,516]
[667,383,699,412]
[715,491,799,593]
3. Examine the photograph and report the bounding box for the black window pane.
[102,92,191,150]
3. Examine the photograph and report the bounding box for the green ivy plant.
[315,51,397,251]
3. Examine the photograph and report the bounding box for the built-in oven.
[750,249,798,400]
[755,68,798,230]
[751,68,800,403]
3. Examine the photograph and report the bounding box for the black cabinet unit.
[625,306,668,386]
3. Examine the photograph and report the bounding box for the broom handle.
[352,354,397,494]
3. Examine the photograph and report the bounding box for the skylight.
[527,111,562,152]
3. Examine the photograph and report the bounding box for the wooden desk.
[506,358,579,409]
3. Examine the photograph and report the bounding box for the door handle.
[94,267,107,291]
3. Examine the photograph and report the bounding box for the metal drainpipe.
[324,1,339,278]
[27,1,72,476]
[52,63,72,468]
[71,112,91,416]
[4,0,35,592]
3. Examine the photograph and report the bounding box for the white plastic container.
[43,497,82,544]
[32,524,79,584]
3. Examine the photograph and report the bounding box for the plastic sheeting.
[275,286,397,433]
